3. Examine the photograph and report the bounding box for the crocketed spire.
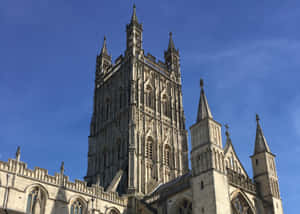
[254,114,271,154]
[197,79,213,122]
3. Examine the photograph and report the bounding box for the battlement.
[227,168,256,194]
[0,158,126,206]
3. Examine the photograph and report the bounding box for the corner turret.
[190,79,231,214]
[251,114,284,214]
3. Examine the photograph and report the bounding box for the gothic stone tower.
[190,80,231,214]
[251,115,284,214]
[85,5,189,195]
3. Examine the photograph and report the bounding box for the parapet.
[0,158,126,206]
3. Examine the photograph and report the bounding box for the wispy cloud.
[185,39,300,88]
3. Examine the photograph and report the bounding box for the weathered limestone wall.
[0,159,127,214]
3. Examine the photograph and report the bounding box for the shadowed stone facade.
[84,4,189,196]
[0,5,284,214]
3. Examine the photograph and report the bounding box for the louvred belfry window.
[146,138,154,160]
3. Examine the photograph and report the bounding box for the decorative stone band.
[227,168,256,194]
[0,159,126,206]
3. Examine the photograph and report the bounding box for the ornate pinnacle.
[225,124,230,137]
[60,161,65,175]
[16,146,21,161]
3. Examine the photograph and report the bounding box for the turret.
[125,4,143,57]
[164,32,181,82]
[251,114,284,214]
[190,79,230,214]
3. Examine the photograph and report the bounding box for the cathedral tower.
[190,80,231,214]
[251,115,284,214]
[85,5,189,195]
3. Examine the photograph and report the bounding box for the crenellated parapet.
[227,168,256,194]
[0,158,126,206]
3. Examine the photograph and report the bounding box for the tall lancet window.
[145,84,154,109]
[26,187,46,214]
[70,200,84,214]
[162,94,171,117]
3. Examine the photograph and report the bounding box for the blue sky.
[0,0,299,212]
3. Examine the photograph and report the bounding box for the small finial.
[16,146,21,161]
[60,161,65,175]
[256,114,260,123]
[200,79,204,88]
[225,124,230,137]
[104,36,106,42]
[169,32,172,37]
[133,3,136,9]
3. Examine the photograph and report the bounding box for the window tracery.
[70,200,84,214]
[26,187,46,214]
[231,194,253,214]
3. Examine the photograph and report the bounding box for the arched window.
[162,94,171,117]
[26,187,46,214]
[70,200,84,214]
[109,209,119,214]
[145,85,154,109]
[231,194,254,214]
[178,199,192,214]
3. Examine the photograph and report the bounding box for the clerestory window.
[26,187,46,214]
[70,200,83,214]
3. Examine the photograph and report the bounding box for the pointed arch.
[145,82,154,109]
[25,184,48,214]
[106,207,121,214]
[69,195,88,214]
[230,190,255,214]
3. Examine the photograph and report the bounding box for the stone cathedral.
[0,5,284,214]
